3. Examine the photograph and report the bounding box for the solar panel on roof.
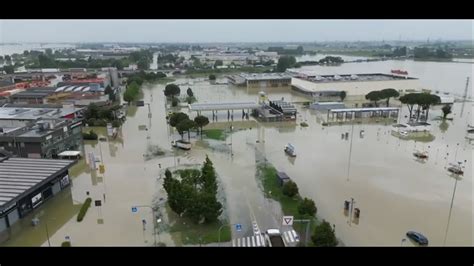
[65,86,76,92]
[55,86,67,92]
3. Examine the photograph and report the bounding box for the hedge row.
[77,197,92,222]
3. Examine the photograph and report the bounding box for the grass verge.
[168,215,231,245]
[256,163,320,246]
[203,129,225,141]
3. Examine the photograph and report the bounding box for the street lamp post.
[44,222,51,247]
[443,165,463,246]
[134,200,166,247]
[346,122,355,182]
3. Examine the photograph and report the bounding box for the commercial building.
[290,72,423,101]
[0,106,83,158]
[0,106,83,128]
[9,87,56,104]
[228,73,292,88]
[0,80,15,92]
[0,118,83,159]
[0,156,75,240]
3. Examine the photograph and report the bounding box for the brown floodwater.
[1,63,472,246]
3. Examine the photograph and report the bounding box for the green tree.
[296,45,304,54]
[123,88,135,103]
[365,91,383,107]
[104,85,113,95]
[214,60,223,67]
[399,93,420,119]
[45,48,53,56]
[276,56,296,72]
[418,94,440,121]
[187,88,194,97]
[4,55,11,62]
[2,65,15,74]
[380,88,400,107]
[84,103,100,119]
[297,197,317,217]
[194,115,209,136]
[339,91,347,102]
[163,156,222,224]
[312,220,338,247]
[209,74,216,80]
[282,180,299,198]
[171,98,179,107]
[442,104,452,119]
[164,84,181,98]
[176,119,196,141]
[169,112,189,127]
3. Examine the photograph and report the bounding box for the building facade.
[0,156,75,242]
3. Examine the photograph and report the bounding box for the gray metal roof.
[0,106,82,120]
[0,157,74,208]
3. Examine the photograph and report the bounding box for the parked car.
[406,231,429,246]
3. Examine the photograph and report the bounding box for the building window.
[20,143,25,147]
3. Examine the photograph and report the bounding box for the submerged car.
[406,231,429,246]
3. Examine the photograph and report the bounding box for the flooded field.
[1,58,472,246]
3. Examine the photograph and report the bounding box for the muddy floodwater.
[2,59,473,246]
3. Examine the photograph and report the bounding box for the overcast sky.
[1,20,472,43]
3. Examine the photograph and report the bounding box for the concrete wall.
[0,216,7,232]
[52,182,61,195]
[291,77,425,99]
[7,208,19,225]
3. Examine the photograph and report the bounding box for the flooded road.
[1,58,472,246]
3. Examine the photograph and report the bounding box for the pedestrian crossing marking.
[231,230,299,247]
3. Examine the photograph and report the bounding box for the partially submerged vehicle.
[284,143,296,157]
[171,140,191,150]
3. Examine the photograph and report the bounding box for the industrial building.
[0,106,83,128]
[228,73,292,88]
[0,156,75,241]
[9,87,56,104]
[0,118,83,159]
[290,73,423,101]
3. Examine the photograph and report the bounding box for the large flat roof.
[189,102,260,111]
[240,73,291,81]
[330,107,400,113]
[0,157,74,208]
[292,73,417,83]
[0,106,81,121]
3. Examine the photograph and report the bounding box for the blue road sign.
[132,207,138,213]
[235,224,242,232]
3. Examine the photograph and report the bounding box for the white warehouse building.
[290,73,425,101]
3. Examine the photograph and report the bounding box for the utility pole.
[346,122,355,182]
[443,166,463,246]
[460,77,470,117]
[45,222,51,247]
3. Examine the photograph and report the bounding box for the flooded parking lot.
[1,58,472,246]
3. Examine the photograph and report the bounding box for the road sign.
[65,236,70,241]
[235,224,242,232]
[131,207,138,213]
[95,200,102,207]
[136,101,145,107]
[282,216,294,226]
